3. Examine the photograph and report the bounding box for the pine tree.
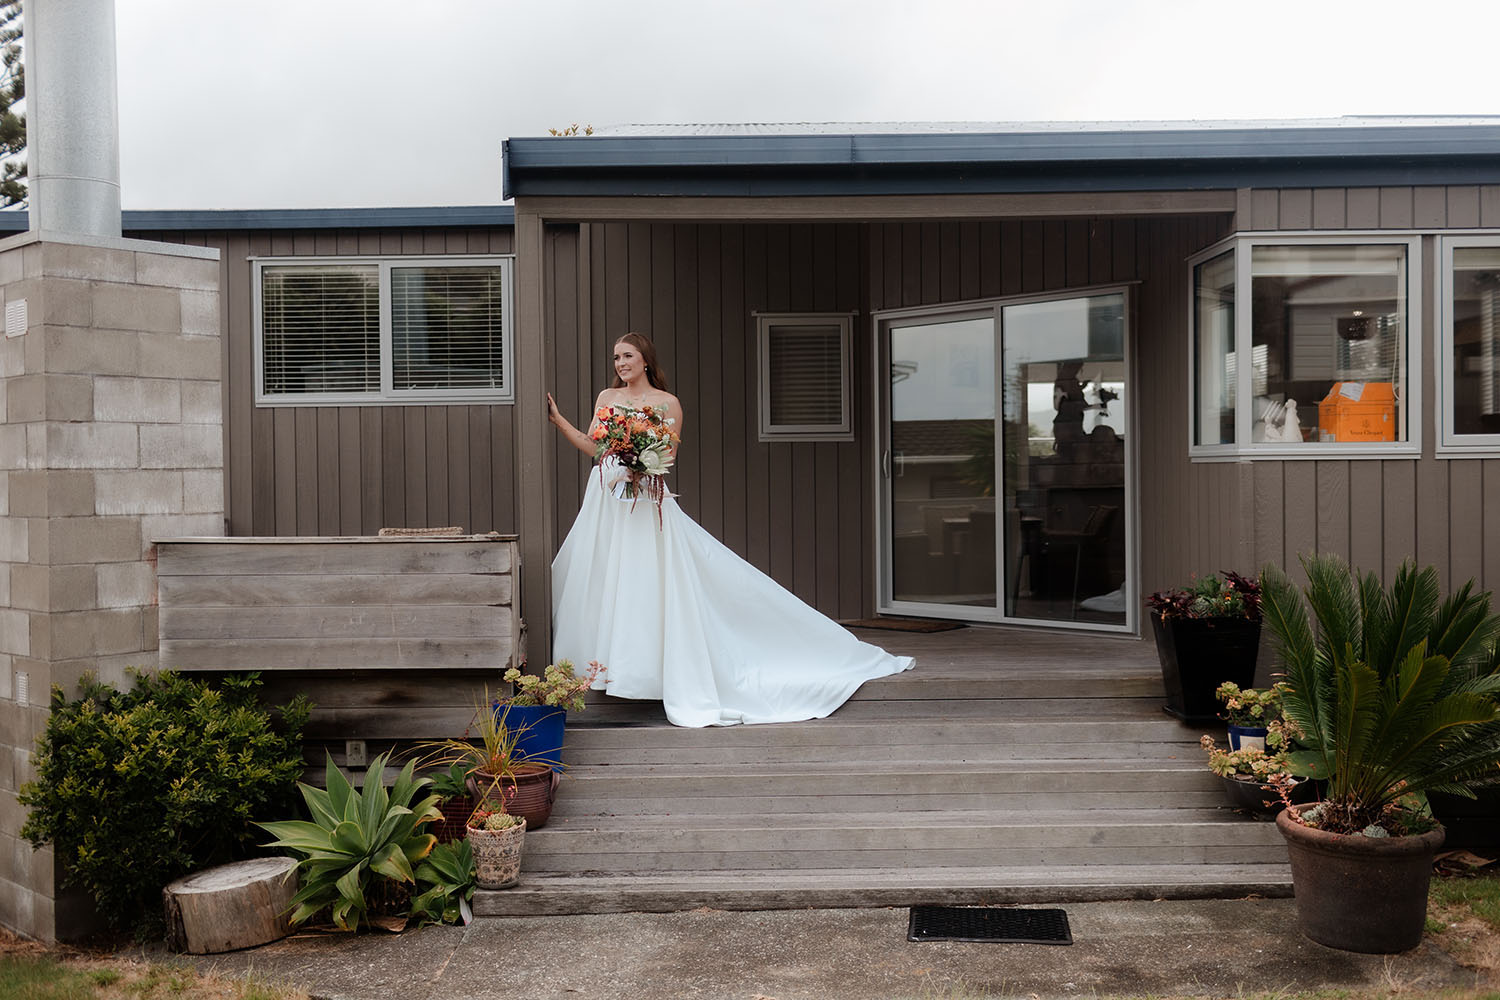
[0,1,25,208]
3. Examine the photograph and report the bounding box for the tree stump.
[162,857,298,954]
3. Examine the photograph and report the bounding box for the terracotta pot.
[1276,803,1445,953]
[468,764,561,830]
[467,819,526,889]
[432,797,471,844]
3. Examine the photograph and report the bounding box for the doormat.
[839,618,966,633]
[907,906,1073,944]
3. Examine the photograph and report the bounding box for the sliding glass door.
[878,289,1133,631]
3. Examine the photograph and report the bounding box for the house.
[12,117,1500,659]
[7,116,1500,939]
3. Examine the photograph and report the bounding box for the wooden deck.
[475,624,1292,917]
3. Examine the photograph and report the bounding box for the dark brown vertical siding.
[142,225,520,538]
[551,221,872,618]
[1231,186,1500,593]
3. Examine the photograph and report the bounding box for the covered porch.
[508,188,1243,664]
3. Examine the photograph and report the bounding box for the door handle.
[881,450,890,478]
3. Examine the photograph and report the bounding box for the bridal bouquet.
[590,403,678,504]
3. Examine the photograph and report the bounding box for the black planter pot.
[1428,789,1500,851]
[1216,773,1315,815]
[1151,611,1261,724]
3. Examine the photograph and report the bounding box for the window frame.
[756,311,855,442]
[1438,234,1500,455]
[1186,232,1423,461]
[253,255,516,406]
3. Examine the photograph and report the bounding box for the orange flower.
[589,424,607,440]
[595,406,612,422]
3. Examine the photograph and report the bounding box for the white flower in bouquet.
[638,443,673,476]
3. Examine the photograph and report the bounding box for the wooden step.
[521,808,1289,872]
[473,863,1293,917]
[553,760,1225,815]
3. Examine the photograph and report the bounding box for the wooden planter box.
[155,535,521,750]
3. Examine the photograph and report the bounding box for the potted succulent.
[1262,554,1500,953]
[466,798,526,890]
[1147,571,1263,723]
[1200,730,1310,815]
[1216,680,1288,751]
[417,688,560,830]
[498,659,604,771]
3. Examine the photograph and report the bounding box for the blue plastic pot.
[1226,724,1269,752]
[495,703,566,770]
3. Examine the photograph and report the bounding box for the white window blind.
[758,314,853,441]
[255,256,514,405]
[392,266,506,391]
[261,265,379,394]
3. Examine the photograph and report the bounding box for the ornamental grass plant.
[1261,554,1500,836]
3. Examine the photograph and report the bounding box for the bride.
[546,332,914,727]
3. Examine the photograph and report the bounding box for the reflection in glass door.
[1001,293,1128,627]
[885,313,998,611]
[879,290,1131,630]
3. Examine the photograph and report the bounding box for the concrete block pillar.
[0,233,223,941]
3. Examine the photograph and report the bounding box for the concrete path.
[161,899,1484,1000]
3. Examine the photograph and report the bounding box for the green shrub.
[17,671,310,932]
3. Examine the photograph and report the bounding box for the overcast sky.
[112,0,1500,211]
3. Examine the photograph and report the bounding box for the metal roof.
[0,205,515,233]
[502,118,1500,199]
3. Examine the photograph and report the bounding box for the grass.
[0,950,307,1000]
[1432,872,1500,932]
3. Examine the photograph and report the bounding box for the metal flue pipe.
[30,0,122,238]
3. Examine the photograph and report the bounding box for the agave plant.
[409,837,476,927]
[257,751,443,931]
[1261,554,1500,835]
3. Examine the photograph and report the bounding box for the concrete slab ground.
[158,898,1484,1000]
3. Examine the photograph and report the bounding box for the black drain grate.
[907,906,1073,944]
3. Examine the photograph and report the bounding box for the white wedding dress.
[552,457,915,727]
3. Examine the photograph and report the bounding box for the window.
[757,313,854,441]
[1440,237,1500,451]
[254,256,514,404]
[1189,236,1418,457]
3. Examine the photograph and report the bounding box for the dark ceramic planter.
[1428,788,1500,851]
[1151,611,1261,724]
[1216,773,1314,815]
[1276,803,1445,953]
[433,796,471,844]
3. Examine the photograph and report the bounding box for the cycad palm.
[1260,554,1500,834]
